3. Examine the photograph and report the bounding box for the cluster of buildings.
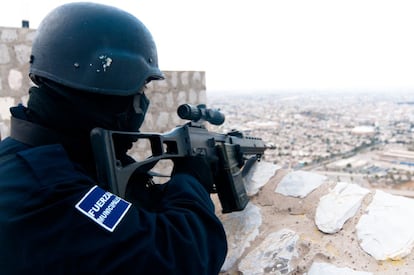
[208,91,414,187]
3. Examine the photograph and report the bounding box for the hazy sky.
[1,0,414,93]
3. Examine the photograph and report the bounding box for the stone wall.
[219,163,414,274]
[0,27,36,138]
[0,26,206,139]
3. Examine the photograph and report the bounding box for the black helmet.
[29,2,164,96]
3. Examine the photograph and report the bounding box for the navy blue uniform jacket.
[0,137,227,274]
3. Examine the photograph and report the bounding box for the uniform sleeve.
[102,173,228,275]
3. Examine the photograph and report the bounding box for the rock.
[307,262,373,275]
[275,170,327,198]
[356,190,414,260]
[238,228,299,275]
[220,202,262,271]
[245,161,280,196]
[315,182,370,234]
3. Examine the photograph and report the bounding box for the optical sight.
[177,104,225,125]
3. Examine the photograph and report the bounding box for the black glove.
[172,156,216,193]
[125,172,166,211]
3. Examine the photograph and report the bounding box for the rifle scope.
[177,104,225,125]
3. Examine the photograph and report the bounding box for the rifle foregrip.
[215,143,249,213]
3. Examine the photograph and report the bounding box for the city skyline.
[209,90,414,187]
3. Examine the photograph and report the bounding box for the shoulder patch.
[75,186,131,232]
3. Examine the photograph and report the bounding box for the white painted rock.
[356,190,414,260]
[315,182,370,233]
[220,203,262,271]
[307,262,373,275]
[245,161,280,196]
[275,170,327,198]
[238,228,299,274]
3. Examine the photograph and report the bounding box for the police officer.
[0,2,227,274]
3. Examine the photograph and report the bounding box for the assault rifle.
[90,104,270,213]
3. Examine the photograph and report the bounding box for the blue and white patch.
[75,186,131,232]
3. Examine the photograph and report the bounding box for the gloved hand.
[125,172,166,211]
[172,156,216,193]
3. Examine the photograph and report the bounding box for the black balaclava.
[25,79,149,178]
